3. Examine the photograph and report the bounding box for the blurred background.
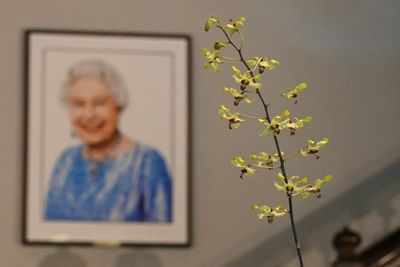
[1,0,399,266]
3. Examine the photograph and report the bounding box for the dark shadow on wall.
[39,248,87,267]
[115,249,162,267]
[222,159,400,267]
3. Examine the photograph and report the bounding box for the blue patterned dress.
[45,142,172,222]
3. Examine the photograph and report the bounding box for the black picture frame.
[23,29,191,246]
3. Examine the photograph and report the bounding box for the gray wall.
[1,1,399,266]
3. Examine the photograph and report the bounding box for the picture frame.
[23,29,191,246]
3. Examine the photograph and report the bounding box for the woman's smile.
[67,77,120,147]
[79,121,105,132]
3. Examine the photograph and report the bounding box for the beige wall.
[1,1,399,266]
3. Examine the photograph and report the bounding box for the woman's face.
[67,77,120,146]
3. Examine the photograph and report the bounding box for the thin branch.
[220,56,241,61]
[239,114,263,119]
[249,164,278,170]
[266,88,291,106]
[238,30,245,50]
[217,23,305,267]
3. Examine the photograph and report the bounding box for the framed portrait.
[23,30,190,246]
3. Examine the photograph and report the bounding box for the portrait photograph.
[24,30,190,245]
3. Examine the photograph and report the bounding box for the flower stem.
[218,24,305,267]
[288,193,305,267]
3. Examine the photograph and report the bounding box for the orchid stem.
[218,24,305,267]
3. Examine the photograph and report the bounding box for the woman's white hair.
[62,59,129,110]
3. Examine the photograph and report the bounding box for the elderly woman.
[45,59,172,222]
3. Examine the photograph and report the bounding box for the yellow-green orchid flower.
[232,66,262,90]
[252,204,288,223]
[250,152,282,168]
[203,48,223,72]
[223,87,253,106]
[282,82,308,103]
[218,105,244,129]
[301,138,329,159]
[226,17,246,36]
[231,156,256,179]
